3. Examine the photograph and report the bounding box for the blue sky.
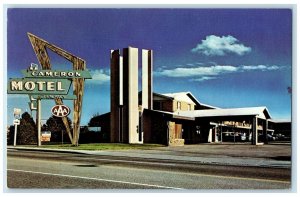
[6,8,292,125]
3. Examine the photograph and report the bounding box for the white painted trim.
[142,49,148,109]
[119,56,123,106]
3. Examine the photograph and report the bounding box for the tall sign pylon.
[110,47,153,144]
[28,33,87,146]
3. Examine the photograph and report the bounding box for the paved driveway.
[152,143,291,160]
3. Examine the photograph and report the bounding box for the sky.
[6,8,292,125]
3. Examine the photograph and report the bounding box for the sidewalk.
[7,145,291,168]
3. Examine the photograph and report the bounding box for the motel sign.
[7,65,92,147]
[7,33,92,147]
[8,78,70,95]
[8,69,91,95]
[7,65,91,147]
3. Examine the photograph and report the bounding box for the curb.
[7,146,89,155]
[7,146,291,169]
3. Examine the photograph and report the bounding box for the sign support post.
[13,124,18,147]
[37,98,42,147]
[13,108,21,147]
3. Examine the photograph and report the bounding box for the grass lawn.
[21,143,165,151]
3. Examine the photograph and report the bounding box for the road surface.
[6,149,291,190]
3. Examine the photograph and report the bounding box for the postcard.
[5,6,293,191]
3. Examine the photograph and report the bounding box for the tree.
[14,112,37,145]
[87,112,110,142]
[46,115,72,143]
[88,115,101,127]
[41,124,48,131]
[7,125,14,145]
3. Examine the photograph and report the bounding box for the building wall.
[172,100,195,112]
[161,100,174,112]
[154,99,195,112]
[143,110,193,145]
[274,122,291,137]
[167,121,184,146]
[110,50,121,143]
[142,110,152,143]
[144,112,168,144]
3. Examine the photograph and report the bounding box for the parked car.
[240,133,247,141]
[258,134,275,141]
[274,134,291,141]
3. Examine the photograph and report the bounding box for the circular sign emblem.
[51,105,71,117]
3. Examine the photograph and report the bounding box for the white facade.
[128,47,140,144]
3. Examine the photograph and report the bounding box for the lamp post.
[13,108,21,147]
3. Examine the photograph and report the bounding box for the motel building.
[94,46,290,146]
[98,90,289,146]
[141,92,277,146]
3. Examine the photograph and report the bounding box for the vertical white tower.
[127,47,139,144]
[142,49,153,110]
[110,47,153,144]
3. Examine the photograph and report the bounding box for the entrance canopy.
[177,106,272,120]
[145,109,195,121]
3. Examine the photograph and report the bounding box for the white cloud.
[191,35,251,56]
[155,63,283,82]
[156,65,238,77]
[86,69,110,84]
[186,63,195,66]
[241,65,280,71]
[190,76,217,82]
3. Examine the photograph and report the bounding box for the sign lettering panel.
[8,78,72,95]
[30,94,77,100]
[21,69,92,79]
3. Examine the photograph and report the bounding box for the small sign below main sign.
[51,105,71,117]
[41,131,51,142]
[13,119,20,125]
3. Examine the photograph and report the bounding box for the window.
[153,101,162,110]
[177,101,181,110]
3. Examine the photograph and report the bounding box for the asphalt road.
[6,149,291,190]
